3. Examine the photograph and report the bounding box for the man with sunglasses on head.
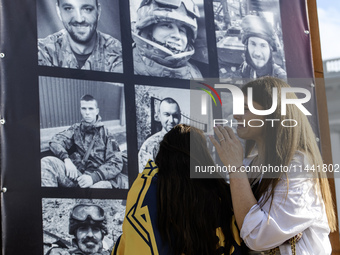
[41,94,123,189]
[46,204,110,255]
[132,0,202,79]
[38,0,123,72]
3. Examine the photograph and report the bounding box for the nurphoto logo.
[198,83,312,128]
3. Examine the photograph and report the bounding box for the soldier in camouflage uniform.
[38,0,122,72]
[132,0,202,79]
[41,95,123,188]
[46,204,110,255]
[239,15,287,80]
[138,97,181,172]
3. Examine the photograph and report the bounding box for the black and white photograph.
[221,91,234,124]
[39,76,128,189]
[214,0,287,83]
[37,0,123,73]
[3,0,340,252]
[220,90,245,149]
[42,198,125,255]
[135,85,209,172]
[129,0,209,79]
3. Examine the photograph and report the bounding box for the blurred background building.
[317,0,340,234]
[323,58,340,231]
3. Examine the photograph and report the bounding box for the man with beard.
[239,15,286,79]
[41,94,123,188]
[46,204,110,255]
[132,0,202,79]
[138,97,181,172]
[38,0,122,72]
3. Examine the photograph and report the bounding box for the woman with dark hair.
[210,77,336,254]
[113,124,247,255]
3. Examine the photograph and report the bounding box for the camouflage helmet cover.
[135,0,200,40]
[241,15,277,51]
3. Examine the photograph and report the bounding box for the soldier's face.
[80,100,99,124]
[76,225,103,254]
[159,102,181,132]
[152,21,188,52]
[57,0,100,44]
[247,37,271,68]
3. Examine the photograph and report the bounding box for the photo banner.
[0,0,320,254]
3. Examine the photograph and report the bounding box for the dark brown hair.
[57,0,99,7]
[155,124,235,254]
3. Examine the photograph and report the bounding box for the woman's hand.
[210,125,257,230]
[209,126,244,169]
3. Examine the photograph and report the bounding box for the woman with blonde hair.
[210,76,336,254]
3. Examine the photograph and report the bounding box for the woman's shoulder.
[128,160,159,198]
[286,150,314,178]
[276,151,318,191]
[291,150,309,164]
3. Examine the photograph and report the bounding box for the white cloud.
[317,8,340,60]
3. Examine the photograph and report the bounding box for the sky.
[316,0,340,60]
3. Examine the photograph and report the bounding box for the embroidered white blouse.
[240,151,331,255]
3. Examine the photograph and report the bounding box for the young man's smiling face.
[57,0,101,45]
[247,36,271,69]
[152,21,188,52]
[159,101,181,132]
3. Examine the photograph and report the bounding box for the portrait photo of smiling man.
[37,0,123,72]
[138,97,182,172]
[130,0,208,79]
[239,15,287,80]
[43,198,126,255]
[134,85,208,173]
[214,0,287,82]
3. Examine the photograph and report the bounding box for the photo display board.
[1,0,320,254]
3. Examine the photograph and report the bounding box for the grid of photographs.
[33,0,307,254]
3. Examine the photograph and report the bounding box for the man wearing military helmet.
[46,204,110,255]
[240,15,287,79]
[132,0,203,79]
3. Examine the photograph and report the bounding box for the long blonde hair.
[242,77,336,232]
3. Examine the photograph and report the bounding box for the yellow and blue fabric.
[112,160,246,255]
